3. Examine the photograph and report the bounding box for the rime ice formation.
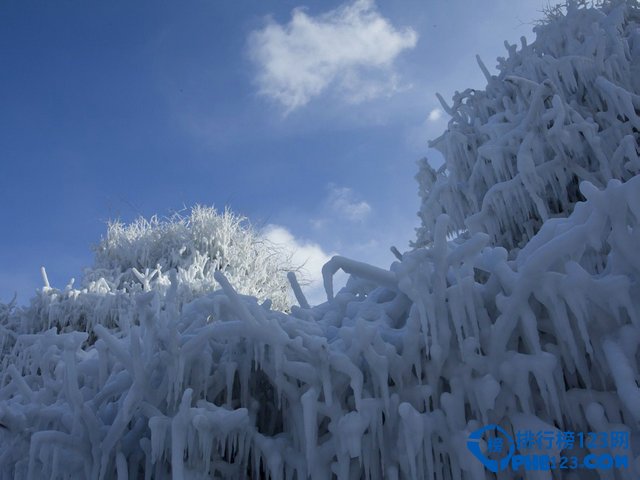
[1,2,640,479]
[416,0,640,252]
[90,206,295,313]
[2,177,639,479]
[10,206,294,339]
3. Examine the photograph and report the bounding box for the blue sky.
[0,0,550,304]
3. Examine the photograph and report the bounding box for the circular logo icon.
[466,424,515,473]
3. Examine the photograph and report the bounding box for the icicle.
[116,451,128,480]
[602,338,640,422]
[171,389,193,480]
[300,387,318,473]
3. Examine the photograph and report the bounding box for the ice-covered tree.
[416,0,640,251]
[87,205,294,311]
[9,206,294,338]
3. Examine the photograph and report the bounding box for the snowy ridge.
[1,177,639,479]
[417,0,640,251]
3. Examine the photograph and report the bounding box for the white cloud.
[327,184,371,221]
[428,108,443,122]
[404,109,449,153]
[262,225,335,305]
[248,0,417,112]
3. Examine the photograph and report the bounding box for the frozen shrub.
[88,205,294,311]
[416,0,640,251]
[8,206,295,337]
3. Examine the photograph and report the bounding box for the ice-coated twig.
[475,54,492,83]
[40,266,50,289]
[287,271,310,309]
[214,270,258,326]
[435,92,454,116]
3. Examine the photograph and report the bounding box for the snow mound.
[417,0,640,251]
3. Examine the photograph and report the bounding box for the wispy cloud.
[428,108,443,122]
[326,184,371,222]
[262,224,334,305]
[248,0,417,112]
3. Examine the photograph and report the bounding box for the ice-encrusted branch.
[321,255,398,300]
[287,271,310,309]
[40,266,50,290]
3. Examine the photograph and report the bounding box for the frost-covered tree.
[10,206,294,338]
[1,2,639,479]
[416,0,640,251]
[87,205,294,311]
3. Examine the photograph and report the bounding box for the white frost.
[1,2,640,479]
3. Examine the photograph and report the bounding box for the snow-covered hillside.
[1,1,639,479]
